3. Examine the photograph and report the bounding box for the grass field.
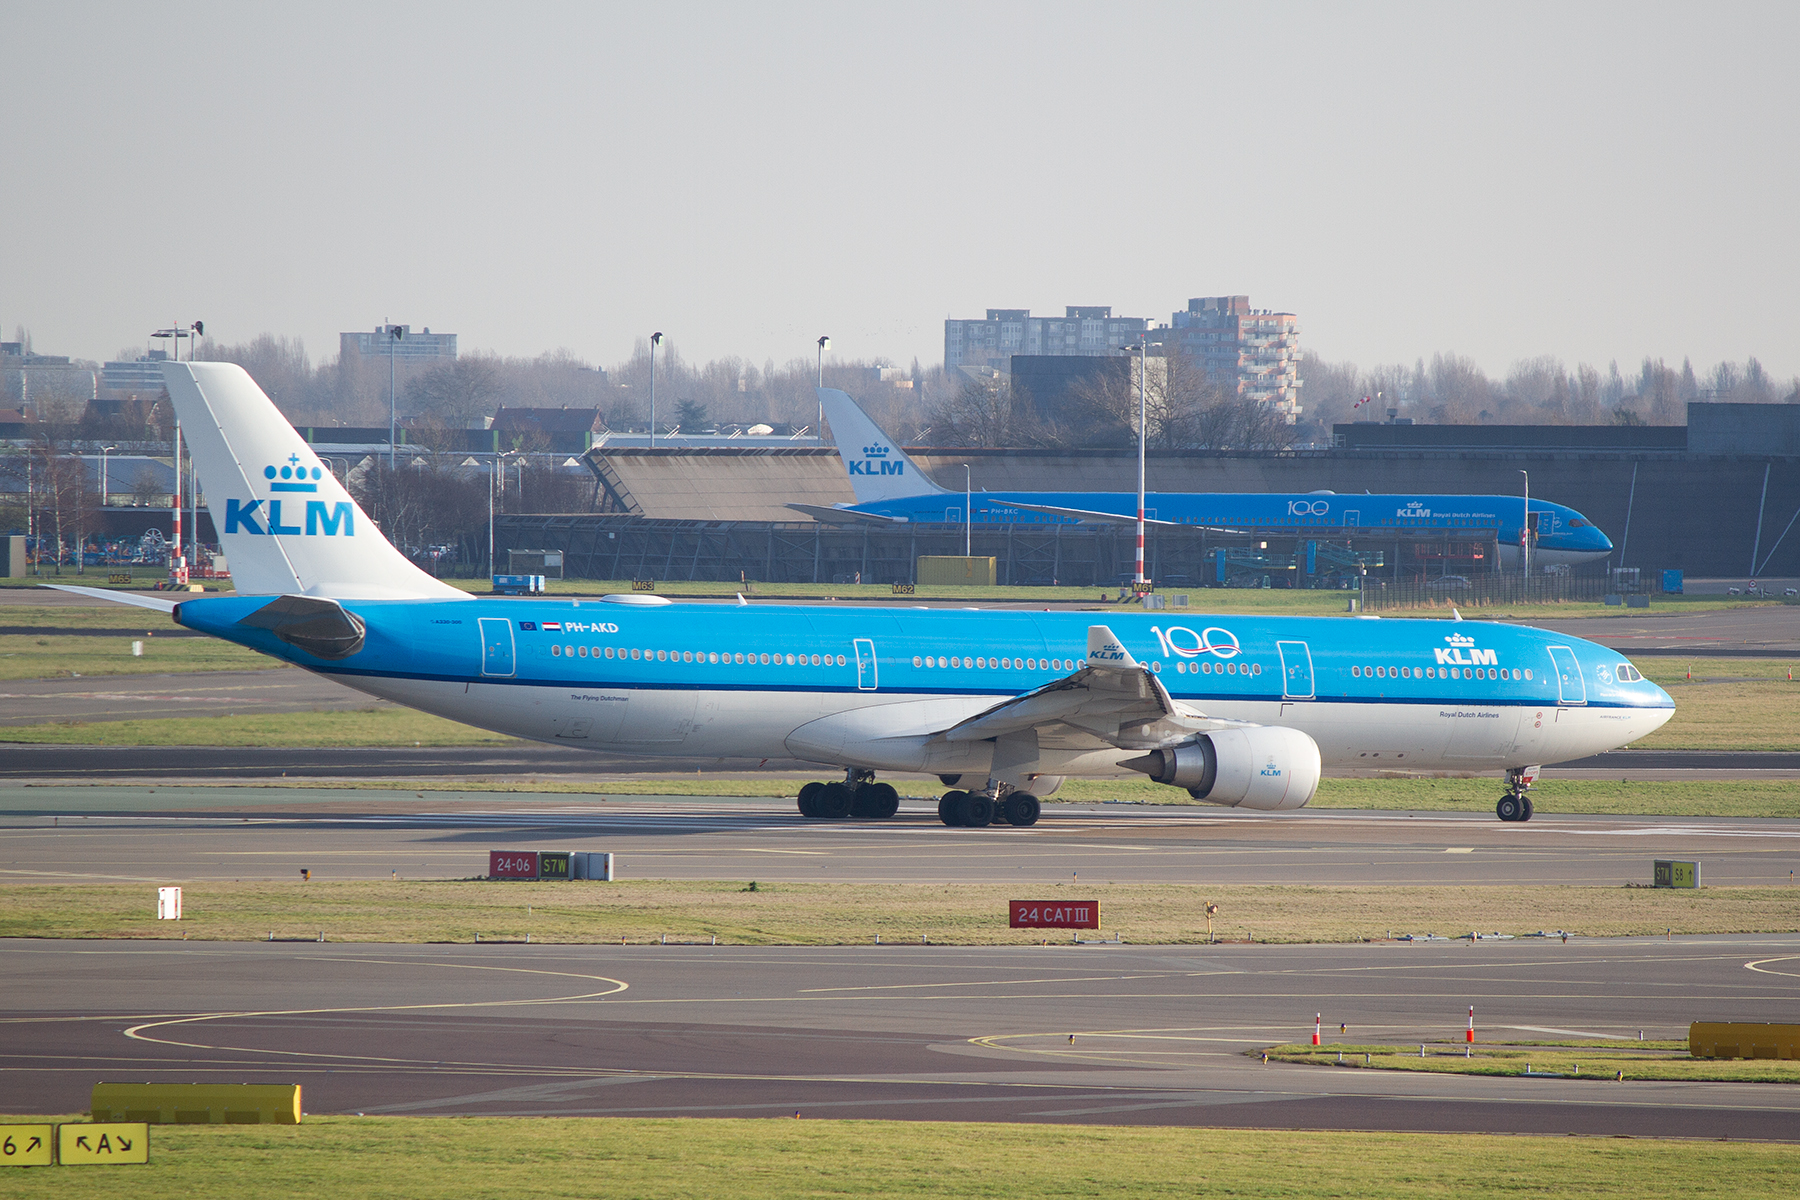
[3,880,1795,945]
[1263,1040,1800,1084]
[0,708,514,747]
[0,605,278,680]
[5,1115,1797,1199]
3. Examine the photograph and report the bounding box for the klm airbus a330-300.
[799,389,1614,571]
[52,363,1671,825]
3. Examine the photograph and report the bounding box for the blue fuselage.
[846,492,1612,562]
[173,595,1669,772]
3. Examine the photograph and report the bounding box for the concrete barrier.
[91,1083,301,1125]
[1689,1022,1800,1060]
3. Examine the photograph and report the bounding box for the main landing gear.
[796,769,900,820]
[938,784,1040,828]
[1496,765,1540,822]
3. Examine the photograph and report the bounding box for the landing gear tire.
[1496,795,1523,822]
[1520,797,1534,822]
[797,781,824,818]
[863,782,900,819]
[817,781,855,819]
[964,793,994,828]
[1002,794,1041,827]
[939,791,968,826]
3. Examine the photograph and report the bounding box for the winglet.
[736,593,749,607]
[1085,625,1139,670]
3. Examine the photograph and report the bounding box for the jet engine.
[1120,726,1321,810]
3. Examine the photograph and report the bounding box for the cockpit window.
[1569,518,1589,528]
[1617,663,1642,682]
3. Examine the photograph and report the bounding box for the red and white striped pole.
[1312,1013,1321,1046]
[1466,1006,1475,1044]
[1133,334,1148,594]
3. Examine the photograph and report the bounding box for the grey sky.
[4,1,1795,381]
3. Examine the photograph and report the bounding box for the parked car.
[1427,575,1472,591]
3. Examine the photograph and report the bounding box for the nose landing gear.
[1497,765,1539,822]
[796,769,899,819]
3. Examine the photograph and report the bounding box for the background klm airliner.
[52,364,1670,826]
[803,389,1614,571]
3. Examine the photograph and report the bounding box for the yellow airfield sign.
[1,1125,54,1167]
[58,1123,149,1165]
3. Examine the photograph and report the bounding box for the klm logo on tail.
[226,499,355,537]
[849,444,905,477]
[229,455,354,537]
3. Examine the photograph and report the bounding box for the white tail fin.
[816,388,944,503]
[161,362,464,599]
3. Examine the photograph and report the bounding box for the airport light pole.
[1519,469,1530,584]
[487,450,521,580]
[100,446,117,508]
[647,332,663,448]
[816,336,829,445]
[383,323,405,467]
[962,463,972,556]
[1120,336,1160,594]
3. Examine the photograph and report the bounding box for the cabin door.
[478,618,515,678]
[1276,641,1315,699]
[1547,646,1586,705]
[854,638,879,690]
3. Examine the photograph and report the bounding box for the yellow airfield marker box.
[93,1081,302,1124]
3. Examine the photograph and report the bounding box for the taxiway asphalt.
[4,936,1798,1137]
[5,790,1799,887]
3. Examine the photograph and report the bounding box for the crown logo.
[1444,634,1476,647]
[863,444,889,457]
[264,452,321,493]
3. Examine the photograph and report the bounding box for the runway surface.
[5,936,1798,1137]
[5,790,1800,886]
[0,669,393,726]
[1506,605,1800,655]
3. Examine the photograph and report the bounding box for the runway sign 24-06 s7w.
[1010,901,1099,929]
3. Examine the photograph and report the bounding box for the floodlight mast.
[648,332,663,448]
[816,336,829,445]
[1121,335,1159,594]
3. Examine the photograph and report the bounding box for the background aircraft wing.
[999,501,1228,530]
[937,625,1236,751]
[40,584,181,613]
[785,503,908,525]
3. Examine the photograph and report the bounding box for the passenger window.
[551,644,561,656]
[913,656,923,667]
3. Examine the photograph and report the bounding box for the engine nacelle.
[1122,726,1321,810]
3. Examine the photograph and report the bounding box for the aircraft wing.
[937,625,1237,752]
[998,501,1229,530]
[785,503,908,525]
[40,584,182,613]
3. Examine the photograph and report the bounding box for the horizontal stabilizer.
[786,502,907,525]
[39,584,181,613]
